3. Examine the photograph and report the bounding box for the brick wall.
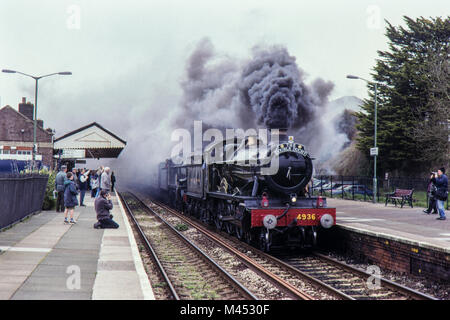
[0,105,53,169]
[319,226,450,282]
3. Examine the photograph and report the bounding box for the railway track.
[144,194,438,300]
[277,252,438,300]
[139,194,347,300]
[119,192,256,300]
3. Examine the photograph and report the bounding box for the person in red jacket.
[93,190,119,229]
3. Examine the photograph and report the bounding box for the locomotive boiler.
[158,132,336,252]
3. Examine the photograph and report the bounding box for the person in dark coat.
[423,174,438,214]
[90,172,99,198]
[431,167,448,220]
[111,171,116,193]
[54,165,68,212]
[78,168,90,207]
[93,190,119,229]
[64,172,79,224]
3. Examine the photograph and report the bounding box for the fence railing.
[0,173,49,230]
[311,175,449,210]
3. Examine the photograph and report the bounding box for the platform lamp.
[2,69,72,170]
[346,74,380,204]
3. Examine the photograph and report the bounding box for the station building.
[0,97,54,168]
[0,97,126,171]
[53,122,127,170]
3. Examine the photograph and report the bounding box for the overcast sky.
[0,0,448,139]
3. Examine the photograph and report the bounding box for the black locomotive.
[157,132,336,252]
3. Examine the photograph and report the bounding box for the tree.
[356,16,450,176]
[411,48,450,168]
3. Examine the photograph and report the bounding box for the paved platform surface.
[328,198,450,252]
[0,192,154,300]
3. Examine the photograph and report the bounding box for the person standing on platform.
[424,173,438,214]
[79,168,90,207]
[55,165,67,212]
[63,172,79,224]
[101,167,112,192]
[111,171,116,192]
[90,172,99,198]
[432,168,448,221]
[95,166,104,197]
[72,168,80,189]
[93,190,119,229]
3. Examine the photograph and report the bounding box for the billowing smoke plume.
[175,39,337,158]
[97,38,348,185]
[239,46,330,130]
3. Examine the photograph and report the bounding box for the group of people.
[54,165,119,228]
[424,167,448,220]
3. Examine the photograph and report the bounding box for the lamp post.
[2,69,71,169]
[347,74,380,203]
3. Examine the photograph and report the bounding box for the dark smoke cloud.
[175,39,336,159]
[239,45,314,129]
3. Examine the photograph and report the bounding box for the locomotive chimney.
[269,128,288,143]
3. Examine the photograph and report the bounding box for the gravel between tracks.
[142,197,339,300]
[326,252,449,300]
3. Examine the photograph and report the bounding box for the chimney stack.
[18,97,34,120]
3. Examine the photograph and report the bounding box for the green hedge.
[42,171,56,210]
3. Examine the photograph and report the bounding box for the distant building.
[0,97,54,169]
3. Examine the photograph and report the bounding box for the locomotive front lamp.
[290,194,297,203]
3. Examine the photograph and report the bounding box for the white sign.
[370,147,379,156]
[62,149,85,159]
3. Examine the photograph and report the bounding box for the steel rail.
[312,252,438,300]
[148,197,317,300]
[121,192,258,300]
[153,197,438,301]
[118,192,180,300]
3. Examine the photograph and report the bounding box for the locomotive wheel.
[214,216,223,231]
[259,229,271,252]
[225,222,235,235]
[310,226,317,247]
[215,200,226,231]
[243,230,252,244]
[236,226,244,240]
[200,207,208,224]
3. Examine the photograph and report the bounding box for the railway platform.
[327,198,450,252]
[325,198,449,281]
[0,193,154,300]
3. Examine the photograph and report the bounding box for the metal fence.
[0,173,49,230]
[311,175,449,210]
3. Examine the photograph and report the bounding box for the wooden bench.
[385,188,414,208]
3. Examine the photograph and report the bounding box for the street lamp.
[346,74,379,204]
[2,69,71,169]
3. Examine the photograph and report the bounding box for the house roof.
[0,105,52,135]
[54,122,126,144]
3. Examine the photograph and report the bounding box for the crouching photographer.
[431,168,448,221]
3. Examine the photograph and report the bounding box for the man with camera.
[93,189,119,229]
[431,167,448,221]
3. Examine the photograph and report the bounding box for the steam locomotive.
[157,131,336,252]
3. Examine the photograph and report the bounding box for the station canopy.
[54,122,126,159]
